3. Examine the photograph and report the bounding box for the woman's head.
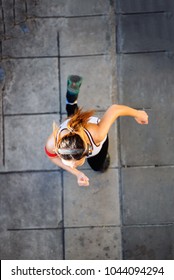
[54,108,95,161]
[57,133,86,160]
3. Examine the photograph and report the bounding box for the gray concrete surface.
[0,0,174,260]
[116,0,174,260]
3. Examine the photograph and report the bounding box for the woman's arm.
[90,104,148,142]
[49,156,89,187]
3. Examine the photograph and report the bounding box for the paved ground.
[0,0,174,260]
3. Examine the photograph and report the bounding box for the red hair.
[67,108,95,131]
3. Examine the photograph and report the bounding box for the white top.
[58,116,107,158]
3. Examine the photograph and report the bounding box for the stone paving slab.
[2,18,61,57]
[0,171,62,228]
[2,0,28,40]
[116,0,169,13]
[3,15,111,57]
[117,52,174,108]
[27,0,110,17]
[0,181,7,230]
[121,167,174,225]
[0,116,3,169]
[172,225,174,258]
[0,229,63,260]
[3,0,14,28]
[65,226,121,260]
[4,114,60,171]
[0,63,4,170]
[60,55,114,112]
[0,19,4,41]
[63,169,120,227]
[117,13,169,53]
[59,16,111,56]
[123,225,173,260]
[15,0,27,24]
[120,114,151,166]
[0,230,10,259]
[0,73,4,180]
[3,58,59,114]
[120,108,174,166]
[118,52,174,166]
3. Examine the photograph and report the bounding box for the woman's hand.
[134,110,149,125]
[76,171,89,187]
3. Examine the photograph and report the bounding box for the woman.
[45,75,148,186]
